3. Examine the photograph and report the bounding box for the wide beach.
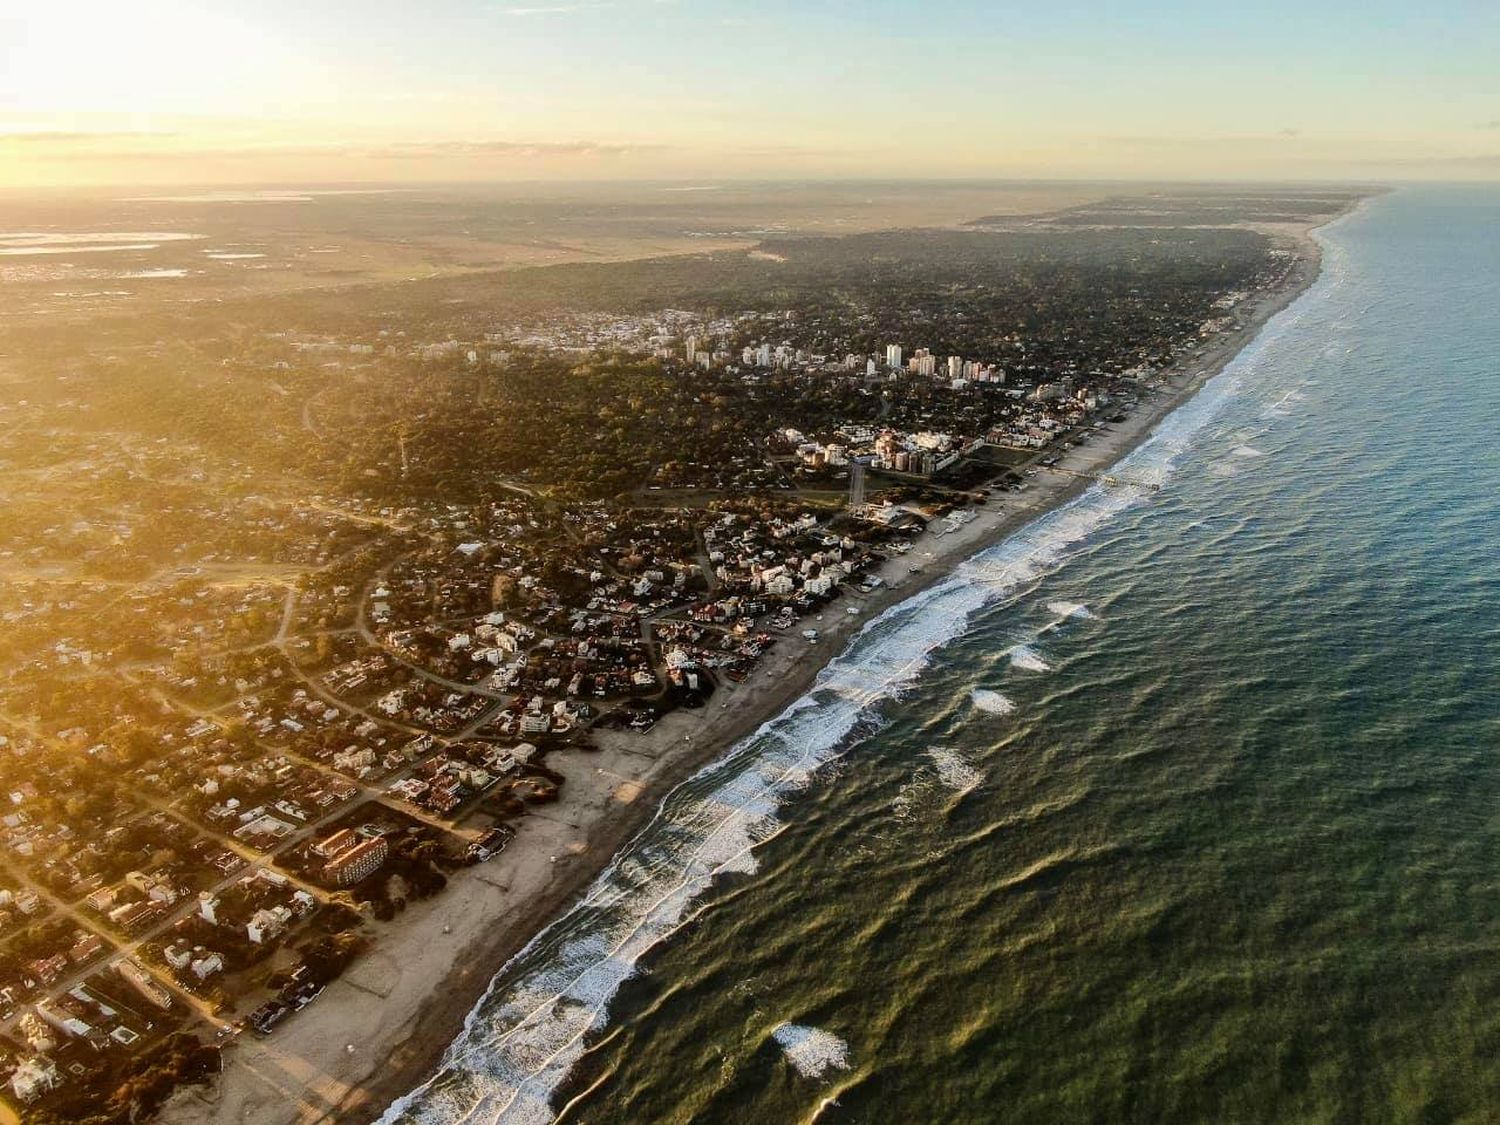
[160,211,1340,1125]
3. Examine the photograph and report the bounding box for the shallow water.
[388,185,1500,1124]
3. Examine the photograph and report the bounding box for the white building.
[247,906,292,945]
[191,952,225,980]
[10,1056,60,1104]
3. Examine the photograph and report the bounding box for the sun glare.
[2,1,294,120]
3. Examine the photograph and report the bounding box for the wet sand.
[159,218,1334,1125]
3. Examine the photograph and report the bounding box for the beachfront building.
[324,836,390,887]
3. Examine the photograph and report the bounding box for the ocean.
[384,184,1500,1124]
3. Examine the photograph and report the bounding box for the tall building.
[325,836,390,886]
[313,828,358,859]
[948,355,964,379]
[686,335,702,363]
[885,344,903,370]
[848,461,866,510]
[757,342,772,367]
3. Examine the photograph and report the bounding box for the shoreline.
[160,208,1348,1125]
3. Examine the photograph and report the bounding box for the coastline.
[159,209,1347,1125]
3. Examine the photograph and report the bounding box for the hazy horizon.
[0,175,1411,201]
[2,0,1497,188]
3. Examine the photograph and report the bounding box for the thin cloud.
[1320,151,1500,171]
[41,138,665,162]
[727,144,871,160]
[369,139,663,158]
[1377,152,1500,167]
[1106,134,1309,149]
[0,130,172,144]
[500,2,616,15]
[499,0,678,14]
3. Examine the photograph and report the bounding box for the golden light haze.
[2,0,1496,187]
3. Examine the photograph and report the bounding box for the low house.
[10,1056,60,1104]
[190,952,224,980]
[246,906,292,945]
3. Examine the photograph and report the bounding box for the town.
[0,189,1352,1123]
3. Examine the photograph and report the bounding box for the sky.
[0,0,1496,187]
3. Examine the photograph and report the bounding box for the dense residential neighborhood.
[0,185,1352,1122]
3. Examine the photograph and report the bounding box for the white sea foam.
[925,747,984,793]
[378,294,1258,1124]
[772,1023,851,1078]
[1264,387,1307,416]
[1046,601,1093,619]
[380,587,992,1125]
[1009,645,1052,672]
[970,689,1016,715]
[1231,445,1267,458]
[890,774,933,823]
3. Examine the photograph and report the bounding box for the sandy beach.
[158,215,1335,1125]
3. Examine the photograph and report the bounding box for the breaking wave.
[925,747,984,793]
[379,309,1257,1125]
[1046,601,1093,619]
[772,1023,852,1078]
[1009,645,1052,672]
[970,689,1016,715]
